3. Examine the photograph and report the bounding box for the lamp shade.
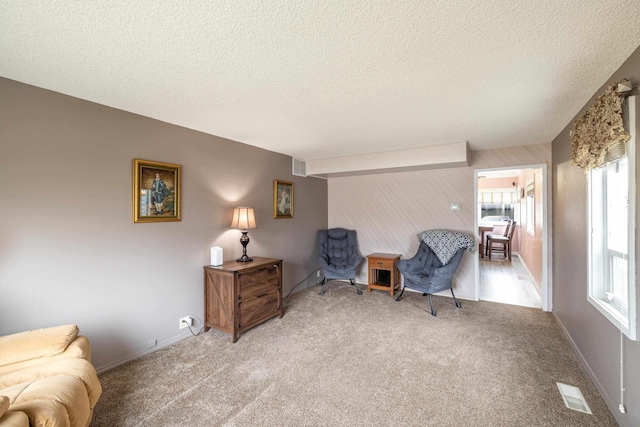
[230,207,256,230]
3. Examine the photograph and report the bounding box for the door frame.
[474,163,551,311]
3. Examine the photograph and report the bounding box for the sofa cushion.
[0,395,9,417]
[0,359,101,409]
[0,410,29,427]
[0,326,79,367]
[4,375,91,427]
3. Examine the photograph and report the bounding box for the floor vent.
[292,158,306,177]
[556,382,592,414]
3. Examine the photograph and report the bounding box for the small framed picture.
[274,180,293,219]
[133,159,181,223]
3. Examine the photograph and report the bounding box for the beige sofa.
[0,325,102,427]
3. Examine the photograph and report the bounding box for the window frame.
[525,178,535,236]
[587,95,637,341]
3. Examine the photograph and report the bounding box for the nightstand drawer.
[370,258,394,269]
[238,263,280,297]
[239,289,280,330]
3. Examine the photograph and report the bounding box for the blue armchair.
[396,230,474,315]
[318,228,363,295]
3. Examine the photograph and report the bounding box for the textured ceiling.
[1,1,640,161]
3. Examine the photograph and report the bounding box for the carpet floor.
[92,282,617,426]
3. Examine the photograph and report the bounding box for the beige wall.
[516,168,543,288]
[328,143,551,301]
[477,177,517,189]
[552,45,640,427]
[0,78,328,371]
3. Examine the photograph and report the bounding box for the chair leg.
[318,278,328,295]
[451,289,462,308]
[428,294,436,316]
[350,279,363,295]
[395,286,405,301]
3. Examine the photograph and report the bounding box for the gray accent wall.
[552,45,640,427]
[0,77,328,371]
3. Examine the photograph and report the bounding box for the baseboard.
[403,287,475,301]
[516,254,542,295]
[552,312,627,427]
[96,330,193,374]
[285,280,320,298]
[294,277,475,301]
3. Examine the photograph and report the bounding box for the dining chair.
[485,219,512,257]
[487,221,517,261]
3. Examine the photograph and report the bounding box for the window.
[479,189,516,222]
[587,96,636,340]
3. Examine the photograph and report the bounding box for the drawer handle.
[376,262,384,266]
[256,292,269,298]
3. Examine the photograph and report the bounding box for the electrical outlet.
[179,316,193,329]
[317,270,321,277]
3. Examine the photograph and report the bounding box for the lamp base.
[237,230,253,262]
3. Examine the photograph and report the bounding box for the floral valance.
[571,80,630,171]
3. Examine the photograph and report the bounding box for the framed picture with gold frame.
[133,159,182,223]
[274,180,293,219]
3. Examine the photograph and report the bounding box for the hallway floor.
[480,254,542,309]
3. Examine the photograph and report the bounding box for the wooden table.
[479,224,494,258]
[367,253,401,297]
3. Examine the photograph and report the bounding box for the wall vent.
[556,383,592,414]
[292,158,306,177]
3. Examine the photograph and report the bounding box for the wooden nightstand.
[367,253,401,297]
[204,257,283,342]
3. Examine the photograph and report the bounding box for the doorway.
[474,165,550,311]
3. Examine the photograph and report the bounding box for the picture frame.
[133,159,182,223]
[274,180,293,219]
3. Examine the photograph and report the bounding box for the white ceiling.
[1,1,639,161]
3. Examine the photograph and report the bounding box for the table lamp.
[230,207,256,262]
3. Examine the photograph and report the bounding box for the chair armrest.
[347,253,363,268]
[398,257,421,273]
[318,255,330,270]
[0,325,79,368]
[397,258,411,271]
[433,261,457,275]
[432,250,465,278]
[398,269,424,283]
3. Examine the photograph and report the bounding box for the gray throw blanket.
[417,229,475,265]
